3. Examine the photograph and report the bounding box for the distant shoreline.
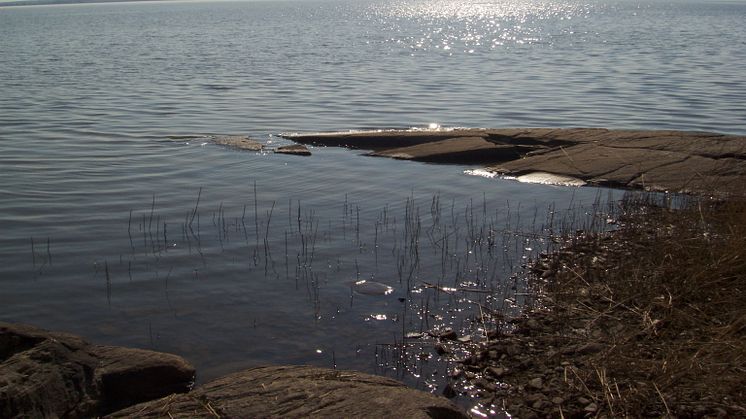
[0,0,173,8]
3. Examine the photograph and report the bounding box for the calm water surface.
[1,0,745,410]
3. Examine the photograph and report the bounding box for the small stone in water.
[434,344,449,355]
[352,280,394,296]
[436,328,458,341]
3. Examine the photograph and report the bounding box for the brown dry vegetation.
[458,193,746,418]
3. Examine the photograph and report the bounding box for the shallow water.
[1,0,745,409]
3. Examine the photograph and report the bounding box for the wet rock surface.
[0,322,195,418]
[107,365,468,418]
[213,135,263,151]
[284,128,746,195]
[274,144,312,156]
[369,136,527,163]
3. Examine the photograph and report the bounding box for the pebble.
[438,328,458,341]
[434,343,449,355]
[474,378,496,392]
[486,366,506,378]
[528,377,543,390]
[584,402,598,413]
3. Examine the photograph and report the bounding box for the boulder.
[107,365,468,418]
[274,144,312,156]
[0,322,195,418]
[214,135,263,151]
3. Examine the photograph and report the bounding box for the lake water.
[1,0,745,412]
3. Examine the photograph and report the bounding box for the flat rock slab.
[274,144,311,156]
[282,129,495,150]
[285,128,746,195]
[370,136,534,164]
[108,365,467,418]
[214,135,263,151]
[0,322,195,418]
[490,134,746,194]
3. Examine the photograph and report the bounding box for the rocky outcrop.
[213,135,263,151]
[108,365,467,418]
[283,128,746,195]
[370,136,530,163]
[274,144,312,156]
[1,324,465,418]
[0,322,195,418]
[486,129,746,194]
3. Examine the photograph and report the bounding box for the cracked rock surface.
[283,128,746,194]
[107,365,468,418]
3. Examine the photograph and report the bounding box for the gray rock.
[214,135,263,151]
[369,137,528,164]
[0,322,195,418]
[584,402,599,413]
[107,365,468,418]
[284,128,746,195]
[528,377,543,390]
[486,366,506,378]
[275,144,312,156]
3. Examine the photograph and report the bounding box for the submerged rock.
[214,135,263,151]
[0,322,195,418]
[275,144,312,156]
[351,279,394,296]
[107,365,468,418]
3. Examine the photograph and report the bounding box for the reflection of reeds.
[104,260,111,306]
[115,187,620,391]
[30,236,53,274]
[30,237,35,267]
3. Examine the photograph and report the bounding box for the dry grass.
[544,193,746,416]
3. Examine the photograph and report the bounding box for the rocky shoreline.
[5,128,745,418]
[441,196,745,418]
[0,322,467,418]
[282,127,746,196]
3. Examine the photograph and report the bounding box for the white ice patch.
[464,169,497,178]
[516,172,586,187]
